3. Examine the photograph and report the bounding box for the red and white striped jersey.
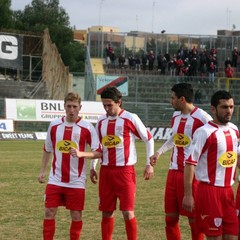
[159,107,212,171]
[186,121,240,187]
[96,109,154,166]
[44,117,101,188]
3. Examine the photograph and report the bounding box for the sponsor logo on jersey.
[219,151,236,167]
[102,135,121,148]
[57,140,77,153]
[173,133,190,147]
[200,214,209,220]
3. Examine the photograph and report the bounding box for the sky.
[11,0,240,36]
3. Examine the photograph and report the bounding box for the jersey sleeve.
[185,126,207,165]
[157,135,174,155]
[130,113,154,165]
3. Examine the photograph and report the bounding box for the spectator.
[141,51,148,71]
[225,64,234,78]
[118,54,126,69]
[160,57,168,75]
[135,55,141,71]
[168,56,177,76]
[109,50,116,68]
[208,61,216,84]
[232,47,239,68]
[148,50,155,71]
[225,57,232,68]
[175,56,184,76]
[105,43,113,65]
[194,89,202,104]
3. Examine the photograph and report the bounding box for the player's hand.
[69,148,84,158]
[144,165,154,180]
[38,173,45,183]
[90,169,98,184]
[182,195,194,212]
[150,152,160,166]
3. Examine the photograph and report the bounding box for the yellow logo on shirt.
[56,140,77,153]
[219,151,236,167]
[102,135,121,148]
[173,133,190,147]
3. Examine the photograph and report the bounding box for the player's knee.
[45,208,57,218]
[165,215,179,227]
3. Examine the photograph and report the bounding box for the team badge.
[214,218,222,227]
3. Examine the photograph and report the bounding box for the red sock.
[125,217,137,240]
[238,218,240,240]
[189,221,204,240]
[43,219,55,240]
[101,217,114,240]
[70,220,83,240]
[165,216,181,240]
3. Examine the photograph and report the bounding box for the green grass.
[0,140,193,239]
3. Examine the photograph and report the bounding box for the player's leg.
[102,211,115,240]
[43,208,57,240]
[43,184,61,240]
[118,166,137,240]
[66,188,85,240]
[188,218,204,240]
[99,166,116,240]
[187,179,204,240]
[122,210,137,240]
[70,210,83,240]
[164,170,181,240]
[235,183,240,239]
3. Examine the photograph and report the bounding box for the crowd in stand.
[105,43,239,83]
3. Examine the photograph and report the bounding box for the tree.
[12,0,85,72]
[0,0,13,29]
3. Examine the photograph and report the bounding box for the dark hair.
[101,86,122,104]
[64,92,81,104]
[171,83,193,103]
[211,90,232,107]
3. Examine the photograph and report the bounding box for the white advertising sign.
[5,98,105,123]
[0,119,14,132]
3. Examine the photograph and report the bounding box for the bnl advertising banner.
[5,98,105,123]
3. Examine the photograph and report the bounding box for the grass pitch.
[0,140,193,239]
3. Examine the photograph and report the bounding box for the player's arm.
[182,163,195,212]
[90,159,99,184]
[38,150,51,183]
[237,155,240,168]
[69,148,102,159]
[144,137,154,180]
[150,136,174,166]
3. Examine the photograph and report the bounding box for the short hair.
[211,90,232,108]
[64,92,81,104]
[101,86,122,103]
[171,83,193,103]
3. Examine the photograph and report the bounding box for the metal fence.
[87,31,240,68]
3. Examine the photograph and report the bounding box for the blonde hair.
[64,92,81,104]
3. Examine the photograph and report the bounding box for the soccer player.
[235,159,240,239]
[38,92,102,240]
[183,90,239,239]
[90,86,154,240]
[150,83,212,240]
